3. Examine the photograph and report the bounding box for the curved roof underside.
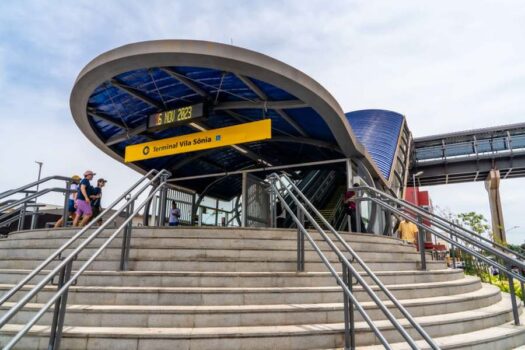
[70,40,386,199]
[346,109,405,179]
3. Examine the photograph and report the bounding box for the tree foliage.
[457,211,490,236]
[507,243,525,256]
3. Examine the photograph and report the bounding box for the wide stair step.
[0,296,521,349]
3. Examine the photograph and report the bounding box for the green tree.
[457,212,490,236]
[507,243,525,256]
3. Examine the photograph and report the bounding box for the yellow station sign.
[125,119,272,163]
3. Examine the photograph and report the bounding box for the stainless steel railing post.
[124,199,135,270]
[47,258,73,350]
[270,182,276,228]
[297,206,305,272]
[120,196,134,271]
[158,176,168,226]
[450,222,457,269]
[507,264,521,325]
[61,180,71,228]
[30,210,38,230]
[417,214,427,271]
[17,193,29,231]
[355,198,361,233]
[342,263,355,350]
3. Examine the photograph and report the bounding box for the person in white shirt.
[54,175,81,228]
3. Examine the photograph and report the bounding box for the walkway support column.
[485,169,506,244]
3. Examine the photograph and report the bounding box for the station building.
[71,40,413,233]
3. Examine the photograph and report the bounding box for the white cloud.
[0,116,142,207]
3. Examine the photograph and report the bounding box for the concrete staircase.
[0,227,524,349]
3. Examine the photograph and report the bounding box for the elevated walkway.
[411,122,525,186]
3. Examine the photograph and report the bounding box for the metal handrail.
[271,173,439,350]
[0,176,74,233]
[382,191,525,261]
[354,186,524,326]
[0,169,157,307]
[0,199,18,207]
[0,211,33,229]
[270,181,392,349]
[279,175,439,347]
[0,175,71,201]
[0,169,171,349]
[0,207,23,224]
[366,196,524,282]
[0,187,67,213]
[359,186,525,273]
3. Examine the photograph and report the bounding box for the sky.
[0,1,523,242]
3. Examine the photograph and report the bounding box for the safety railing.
[0,169,171,350]
[281,170,338,228]
[268,173,440,350]
[331,192,348,231]
[0,176,73,232]
[354,185,525,326]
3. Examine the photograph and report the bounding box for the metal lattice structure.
[242,174,271,227]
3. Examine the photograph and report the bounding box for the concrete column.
[345,158,353,187]
[485,169,506,244]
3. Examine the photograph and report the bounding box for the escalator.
[280,169,345,228]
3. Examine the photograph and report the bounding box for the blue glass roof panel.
[86,65,343,199]
[249,78,297,101]
[345,110,404,179]
[285,108,335,142]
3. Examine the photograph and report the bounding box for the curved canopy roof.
[346,110,405,179]
[70,40,384,199]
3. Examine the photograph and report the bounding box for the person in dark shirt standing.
[73,170,95,227]
[90,178,107,225]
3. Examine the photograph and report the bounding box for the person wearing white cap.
[73,170,95,227]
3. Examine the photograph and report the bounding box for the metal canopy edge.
[70,40,388,191]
